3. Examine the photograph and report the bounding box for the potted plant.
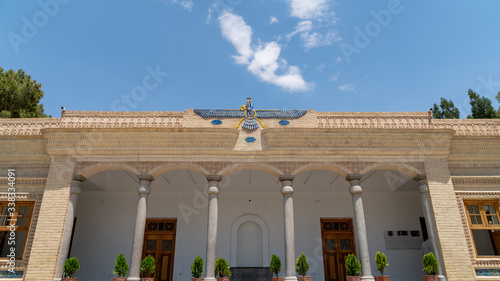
[422,252,439,281]
[140,255,155,281]
[270,254,283,281]
[62,257,80,281]
[345,254,361,281]
[215,258,231,281]
[375,252,389,281]
[191,256,204,281]
[113,252,129,281]
[295,253,311,281]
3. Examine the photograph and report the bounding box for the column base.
[438,275,447,281]
[204,277,217,281]
[361,276,375,281]
[53,279,62,281]
[284,276,298,281]
[127,277,140,281]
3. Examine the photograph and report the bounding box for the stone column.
[204,175,221,281]
[346,174,374,281]
[280,175,298,281]
[414,175,447,281]
[53,175,85,281]
[128,175,154,281]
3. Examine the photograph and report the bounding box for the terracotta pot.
[141,278,154,281]
[217,277,230,281]
[62,278,77,281]
[272,277,284,281]
[375,276,390,281]
[346,277,360,281]
[192,278,204,281]
[298,277,311,281]
[423,276,439,281]
[112,278,127,281]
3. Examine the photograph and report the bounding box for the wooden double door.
[320,218,356,281]
[142,219,177,281]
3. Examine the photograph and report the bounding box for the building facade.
[0,105,499,281]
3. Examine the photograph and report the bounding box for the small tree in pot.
[62,257,80,281]
[113,253,128,281]
[422,252,439,281]
[374,252,389,281]
[345,254,361,281]
[140,255,155,281]
[215,258,231,281]
[270,254,283,281]
[191,256,204,281]
[295,253,311,281]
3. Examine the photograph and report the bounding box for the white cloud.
[338,83,354,92]
[288,0,329,19]
[336,56,342,63]
[315,63,326,72]
[287,20,341,49]
[180,0,193,11]
[269,16,279,25]
[330,71,341,81]
[218,11,312,92]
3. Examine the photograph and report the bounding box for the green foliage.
[140,255,155,278]
[345,254,361,276]
[63,257,80,277]
[0,68,50,118]
[191,256,204,278]
[113,252,129,277]
[215,258,231,277]
[295,252,309,276]
[269,254,282,277]
[467,89,499,119]
[423,252,438,275]
[432,98,460,119]
[375,252,388,276]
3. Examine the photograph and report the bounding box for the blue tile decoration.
[242,119,258,130]
[0,271,24,278]
[211,119,222,125]
[476,269,500,276]
[279,120,290,126]
[194,109,307,119]
[245,137,256,143]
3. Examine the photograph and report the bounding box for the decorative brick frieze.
[0,119,60,136]
[452,177,500,188]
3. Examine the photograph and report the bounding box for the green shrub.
[113,253,129,277]
[295,253,309,276]
[63,257,80,277]
[269,254,282,277]
[215,258,231,277]
[140,255,155,278]
[345,254,361,276]
[191,256,204,278]
[375,252,388,276]
[423,252,438,275]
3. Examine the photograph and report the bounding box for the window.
[0,202,35,260]
[464,200,500,256]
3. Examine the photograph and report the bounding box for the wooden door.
[143,219,176,281]
[320,219,356,281]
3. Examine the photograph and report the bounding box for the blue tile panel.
[476,269,500,276]
[279,120,290,126]
[194,109,307,119]
[0,271,23,278]
[211,119,222,125]
[242,119,258,130]
[245,137,256,143]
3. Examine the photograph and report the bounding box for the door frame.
[320,218,356,281]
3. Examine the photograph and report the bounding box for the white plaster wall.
[71,174,424,281]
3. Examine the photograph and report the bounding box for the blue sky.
[1,0,499,118]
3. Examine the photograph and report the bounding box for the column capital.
[413,174,429,193]
[280,175,294,194]
[72,174,86,182]
[207,175,222,183]
[137,175,153,194]
[137,174,154,182]
[346,174,363,183]
[279,175,295,182]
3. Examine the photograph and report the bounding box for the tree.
[432,98,460,119]
[467,89,499,119]
[0,67,50,118]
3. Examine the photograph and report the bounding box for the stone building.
[0,103,499,281]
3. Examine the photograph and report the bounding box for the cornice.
[0,177,46,187]
[452,176,500,187]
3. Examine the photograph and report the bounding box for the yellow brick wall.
[425,158,476,281]
[24,158,74,281]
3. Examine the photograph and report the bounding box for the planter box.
[272,277,284,281]
[298,277,311,281]
[346,277,360,281]
[62,278,77,281]
[217,277,230,281]
[375,276,390,281]
[423,276,438,281]
[112,278,127,281]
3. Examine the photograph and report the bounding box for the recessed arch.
[230,214,269,267]
[292,163,352,178]
[149,163,209,178]
[78,162,139,178]
[218,163,282,179]
[359,162,423,179]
